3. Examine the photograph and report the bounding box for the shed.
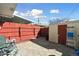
[49,20,79,48]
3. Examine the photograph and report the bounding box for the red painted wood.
[20,24,33,28]
[9,33,19,37]
[0,28,19,33]
[0,22,47,43]
[10,36,21,43]
[21,32,34,36]
[58,25,67,45]
[9,23,20,28]
[0,32,19,37]
[20,28,34,32]
[20,35,35,41]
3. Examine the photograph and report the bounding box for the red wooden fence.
[0,22,48,43]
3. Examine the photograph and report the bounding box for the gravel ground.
[16,37,75,56]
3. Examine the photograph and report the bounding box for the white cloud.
[31,9,43,17]
[51,17,61,19]
[39,15,47,19]
[13,10,48,25]
[25,10,31,16]
[13,11,27,19]
[20,12,25,16]
[13,9,46,19]
[13,11,27,17]
[50,9,60,14]
[33,15,47,19]
[69,19,77,21]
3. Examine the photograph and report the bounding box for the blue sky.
[14,3,79,25]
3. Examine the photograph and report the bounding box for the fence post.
[19,27,21,37]
[34,28,35,37]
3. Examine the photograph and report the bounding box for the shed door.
[58,25,67,45]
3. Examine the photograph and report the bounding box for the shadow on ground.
[31,37,75,56]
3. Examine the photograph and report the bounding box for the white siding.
[49,24,58,43]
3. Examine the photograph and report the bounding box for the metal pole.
[38,18,39,24]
